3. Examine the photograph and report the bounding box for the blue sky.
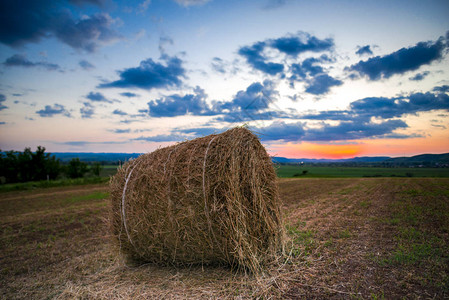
[0,0,448,158]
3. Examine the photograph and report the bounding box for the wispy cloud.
[3,54,61,71]
[36,104,71,117]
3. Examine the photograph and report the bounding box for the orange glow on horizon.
[270,142,363,159]
[267,137,449,159]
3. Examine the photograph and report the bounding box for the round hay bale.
[109,127,284,272]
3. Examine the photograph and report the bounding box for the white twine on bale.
[121,160,139,249]
[202,135,219,248]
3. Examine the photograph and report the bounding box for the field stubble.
[0,178,448,298]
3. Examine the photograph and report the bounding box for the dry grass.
[110,127,285,274]
[1,178,448,299]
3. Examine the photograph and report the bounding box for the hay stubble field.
[1,178,448,298]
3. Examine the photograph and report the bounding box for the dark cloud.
[238,32,333,77]
[85,92,112,103]
[432,85,449,93]
[305,74,343,95]
[80,102,94,118]
[215,80,278,112]
[113,109,128,116]
[36,104,71,117]
[0,1,121,51]
[303,88,449,121]
[409,71,430,81]
[79,60,95,70]
[254,119,409,142]
[3,54,60,71]
[55,13,122,53]
[144,81,286,122]
[0,94,7,110]
[350,92,449,119]
[120,92,139,98]
[302,119,409,141]
[255,121,305,142]
[348,34,448,80]
[270,32,334,57]
[238,42,284,75]
[68,0,106,6]
[99,55,186,90]
[148,86,211,117]
[355,45,373,56]
[178,127,223,137]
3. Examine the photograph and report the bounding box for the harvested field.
[1,178,448,299]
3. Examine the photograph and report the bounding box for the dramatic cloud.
[99,55,186,90]
[215,80,278,112]
[433,85,449,93]
[302,119,409,141]
[350,92,449,119]
[255,121,305,142]
[302,88,449,121]
[348,34,448,80]
[254,119,409,142]
[238,32,333,76]
[409,71,430,81]
[0,94,7,110]
[290,56,327,81]
[85,92,112,103]
[0,1,121,51]
[269,32,334,57]
[120,92,139,98]
[79,60,95,70]
[355,45,373,56]
[55,13,122,52]
[238,42,284,75]
[178,127,223,137]
[144,80,286,122]
[36,104,71,117]
[305,74,343,95]
[3,54,60,71]
[147,86,211,117]
[80,102,94,118]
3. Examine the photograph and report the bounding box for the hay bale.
[109,127,284,273]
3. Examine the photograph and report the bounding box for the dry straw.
[110,127,285,274]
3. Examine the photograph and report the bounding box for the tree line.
[0,146,102,184]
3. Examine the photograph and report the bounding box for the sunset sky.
[1,0,448,159]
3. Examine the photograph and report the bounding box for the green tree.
[66,158,88,179]
[0,146,61,183]
[90,162,103,177]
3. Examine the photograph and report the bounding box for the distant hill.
[52,152,142,163]
[37,152,449,165]
[384,153,449,164]
[272,153,449,165]
[272,156,391,164]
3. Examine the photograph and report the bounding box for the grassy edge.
[0,176,110,193]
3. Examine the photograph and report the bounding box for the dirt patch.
[1,178,448,299]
